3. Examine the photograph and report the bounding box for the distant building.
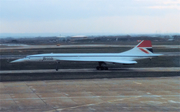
[168,38,174,41]
[70,35,88,41]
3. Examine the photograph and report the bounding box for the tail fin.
[122,40,153,55]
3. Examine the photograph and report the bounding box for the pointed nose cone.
[10,58,26,63]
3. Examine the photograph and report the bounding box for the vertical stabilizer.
[122,40,153,55]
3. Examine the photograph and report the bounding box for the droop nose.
[10,58,26,63]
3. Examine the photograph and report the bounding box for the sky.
[0,0,180,35]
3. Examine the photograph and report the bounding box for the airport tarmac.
[0,77,179,112]
[0,67,180,74]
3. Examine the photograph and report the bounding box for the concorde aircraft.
[11,40,162,71]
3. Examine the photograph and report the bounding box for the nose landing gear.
[56,61,60,71]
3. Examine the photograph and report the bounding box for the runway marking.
[133,81,142,84]
[56,96,142,111]
[168,100,180,103]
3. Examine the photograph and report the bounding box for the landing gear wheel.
[96,66,108,70]
[105,67,108,70]
[100,67,104,70]
[56,61,60,71]
[96,66,100,70]
[96,62,109,70]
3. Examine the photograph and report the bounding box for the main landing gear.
[56,61,60,71]
[96,62,108,70]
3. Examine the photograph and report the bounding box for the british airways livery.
[11,40,162,71]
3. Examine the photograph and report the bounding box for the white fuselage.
[11,52,158,63]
